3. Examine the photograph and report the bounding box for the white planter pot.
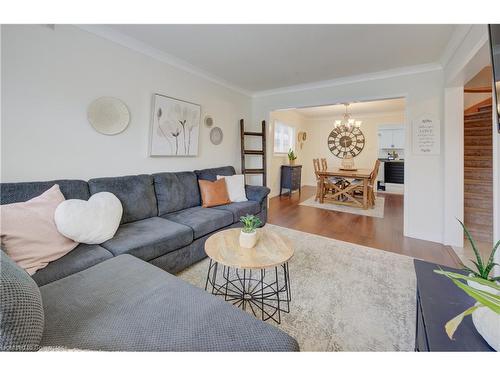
[467,278,500,351]
[472,304,500,351]
[239,230,258,248]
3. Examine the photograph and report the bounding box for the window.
[273,121,295,154]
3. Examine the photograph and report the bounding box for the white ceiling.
[293,98,406,118]
[103,24,456,93]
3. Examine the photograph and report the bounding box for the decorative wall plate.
[328,125,365,158]
[204,115,214,127]
[210,127,223,145]
[87,97,130,135]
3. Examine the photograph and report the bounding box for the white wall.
[298,112,405,187]
[1,25,252,182]
[268,110,307,197]
[252,69,444,243]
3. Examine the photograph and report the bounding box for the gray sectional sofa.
[0,166,299,352]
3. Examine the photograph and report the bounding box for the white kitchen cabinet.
[377,127,404,149]
[392,129,405,148]
[378,129,394,149]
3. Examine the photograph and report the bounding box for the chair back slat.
[370,160,381,186]
[320,158,328,171]
[313,158,321,174]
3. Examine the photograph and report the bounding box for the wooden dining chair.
[313,158,325,201]
[352,160,380,207]
[368,160,381,207]
[320,158,328,171]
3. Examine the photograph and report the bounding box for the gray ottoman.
[40,255,299,351]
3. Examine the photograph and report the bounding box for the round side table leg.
[204,259,213,291]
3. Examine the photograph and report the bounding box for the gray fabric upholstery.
[150,222,242,274]
[161,206,233,239]
[213,201,261,222]
[0,179,89,205]
[101,217,193,261]
[194,166,235,182]
[40,255,299,351]
[245,185,271,204]
[153,172,200,215]
[88,175,157,224]
[0,251,44,352]
[32,244,113,287]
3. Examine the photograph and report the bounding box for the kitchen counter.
[378,158,404,162]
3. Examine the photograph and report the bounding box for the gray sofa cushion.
[101,217,193,261]
[245,185,271,204]
[32,244,113,287]
[88,175,157,224]
[161,206,233,239]
[153,172,200,215]
[213,201,261,222]
[0,251,44,351]
[194,166,235,182]
[0,179,89,205]
[40,255,299,351]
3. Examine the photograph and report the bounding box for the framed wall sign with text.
[412,115,440,155]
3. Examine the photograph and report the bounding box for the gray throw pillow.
[0,250,44,351]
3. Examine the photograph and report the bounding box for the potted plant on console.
[434,220,500,351]
[239,214,262,248]
[288,149,297,165]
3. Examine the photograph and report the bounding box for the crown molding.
[296,109,406,120]
[75,25,252,97]
[439,25,473,68]
[251,63,442,98]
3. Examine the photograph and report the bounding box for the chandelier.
[334,103,362,129]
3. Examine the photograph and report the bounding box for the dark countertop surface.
[378,158,404,162]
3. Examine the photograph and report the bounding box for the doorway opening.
[265,98,460,267]
[457,66,494,267]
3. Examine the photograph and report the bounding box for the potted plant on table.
[239,214,262,248]
[287,149,297,165]
[434,220,500,350]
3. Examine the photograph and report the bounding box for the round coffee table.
[204,227,293,324]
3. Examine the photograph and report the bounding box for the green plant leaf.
[444,304,481,340]
[485,240,500,276]
[434,270,500,291]
[449,278,500,314]
[458,219,484,272]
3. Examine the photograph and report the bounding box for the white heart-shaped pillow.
[54,192,123,244]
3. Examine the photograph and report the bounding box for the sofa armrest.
[245,185,270,204]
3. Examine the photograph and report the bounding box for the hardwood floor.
[268,186,461,267]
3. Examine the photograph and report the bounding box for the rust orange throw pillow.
[198,179,231,208]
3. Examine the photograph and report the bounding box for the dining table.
[316,168,372,209]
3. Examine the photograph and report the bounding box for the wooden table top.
[317,168,372,178]
[204,228,294,269]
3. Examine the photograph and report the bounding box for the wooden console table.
[414,259,493,351]
[280,165,302,197]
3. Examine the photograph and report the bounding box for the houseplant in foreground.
[287,149,297,165]
[433,220,500,350]
[239,214,262,248]
[433,270,499,350]
[458,219,499,284]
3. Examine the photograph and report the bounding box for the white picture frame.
[412,114,440,155]
[149,94,201,156]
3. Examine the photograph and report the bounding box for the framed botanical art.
[150,94,201,156]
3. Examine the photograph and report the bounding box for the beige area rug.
[299,196,385,218]
[178,224,416,351]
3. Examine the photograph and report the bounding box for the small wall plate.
[87,97,130,135]
[204,115,214,127]
[210,127,223,145]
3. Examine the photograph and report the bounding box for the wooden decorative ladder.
[240,119,267,186]
[464,103,493,243]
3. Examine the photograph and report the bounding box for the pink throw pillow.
[0,184,78,274]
